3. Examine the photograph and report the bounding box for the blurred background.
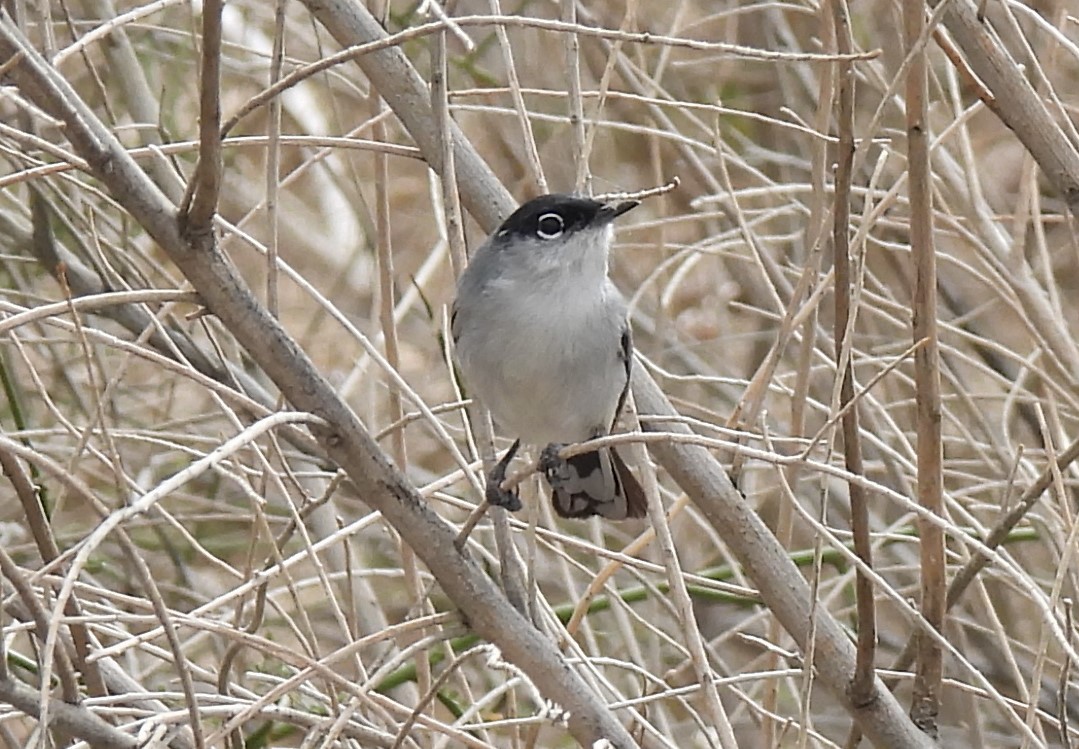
[1,0,1078,746]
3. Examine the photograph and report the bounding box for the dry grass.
[2,0,1079,747]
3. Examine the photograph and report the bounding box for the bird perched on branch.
[452,193,647,520]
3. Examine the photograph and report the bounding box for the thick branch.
[0,676,138,749]
[936,0,1079,207]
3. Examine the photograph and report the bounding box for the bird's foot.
[539,443,571,484]
[485,439,523,511]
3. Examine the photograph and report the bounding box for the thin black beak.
[597,199,640,223]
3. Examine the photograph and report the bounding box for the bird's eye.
[536,213,564,239]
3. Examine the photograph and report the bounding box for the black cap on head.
[495,194,638,242]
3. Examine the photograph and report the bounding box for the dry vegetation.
[2,0,1079,747]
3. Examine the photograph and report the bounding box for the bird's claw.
[485,476,522,511]
[485,439,523,512]
[539,443,570,483]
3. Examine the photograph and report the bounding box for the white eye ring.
[536,213,564,239]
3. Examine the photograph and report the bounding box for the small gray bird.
[451,193,647,520]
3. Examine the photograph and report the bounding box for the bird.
[451,193,647,520]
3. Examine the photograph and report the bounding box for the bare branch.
[906,0,946,737]
[181,0,224,229]
[935,0,1079,208]
[0,676,139,749]
[829,0,877,709]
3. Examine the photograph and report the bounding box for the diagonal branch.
[0,676,138,749]
[934,0,1079,208]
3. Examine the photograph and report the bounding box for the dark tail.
[611,448,648,519]
[542,443,648,520]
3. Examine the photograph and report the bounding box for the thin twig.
[489,0,546,193]
[884,433,1079,681]
[221,13,882,139]
[830,0,876,708]
[906,0,945,737]
[181,0,224,229]
[627,391,739,749]
[562,0,588,192]
[265,0,285,318]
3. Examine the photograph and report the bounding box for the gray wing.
[610,321,633,433]
[450,300,461,344]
